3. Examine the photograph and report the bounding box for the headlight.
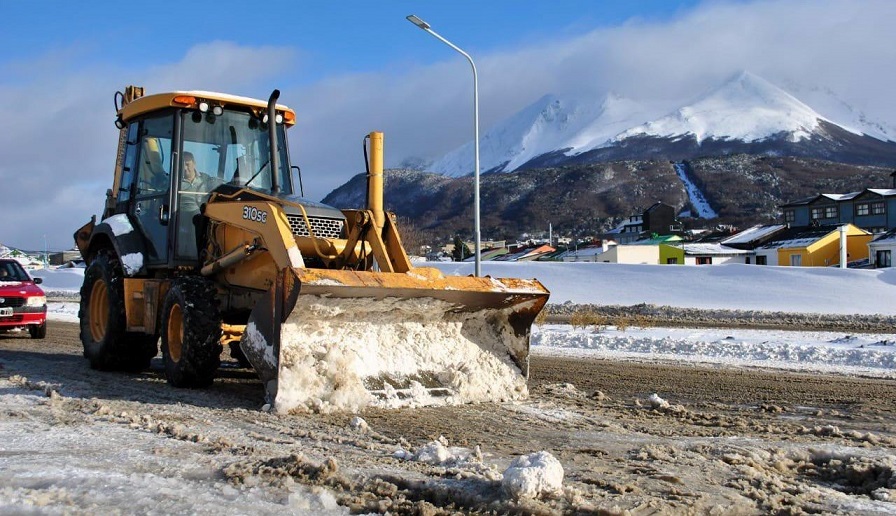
[26,296,46,307]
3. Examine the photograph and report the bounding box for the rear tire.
[161,277,222,388]
[29,322,47,339]
[79,249,156,372]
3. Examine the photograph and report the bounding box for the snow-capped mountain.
[427,93,664,177]
[426,72,896,176]
[618,72,827,143]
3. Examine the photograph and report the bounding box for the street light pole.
[406,14,481,277]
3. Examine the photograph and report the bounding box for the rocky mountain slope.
[323,156,896,241]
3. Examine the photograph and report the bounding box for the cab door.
[132,114,175,265]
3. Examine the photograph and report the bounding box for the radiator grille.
[0,297,24,308]
[286,215,344,239]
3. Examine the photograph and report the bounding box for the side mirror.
[33,277,43,284]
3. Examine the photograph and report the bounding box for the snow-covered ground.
[5,261,896,514]
[34,262,896,378]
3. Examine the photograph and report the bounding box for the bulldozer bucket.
[240,266,549,413]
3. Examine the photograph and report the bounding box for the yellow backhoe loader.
[74,86,549,413]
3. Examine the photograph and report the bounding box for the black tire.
[161,277,222,388]
[29,322,47,339]
[79,249,157,372]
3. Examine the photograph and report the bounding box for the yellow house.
[754,224,871,266]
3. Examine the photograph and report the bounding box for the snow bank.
[432,262,896,315]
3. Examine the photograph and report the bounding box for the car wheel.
[29,322,47,339]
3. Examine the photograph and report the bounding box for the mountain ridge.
[425,71,896,177]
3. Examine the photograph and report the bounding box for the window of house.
[872,202,886,215]
[856,203,870,216]
[696,257,712,265]
[667,257,678,264]
[756,255,767,265]
[790,254,802,266]
[810,207,823,220]
[784,210,795,223]
[824,206,837,218]
[877,250,892,268]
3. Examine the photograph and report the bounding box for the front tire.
[29,322,47,339]
[78,249,156,372]
[161,277,222,388]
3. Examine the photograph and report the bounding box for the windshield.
[180,109,292,195]
[0,261,30,282]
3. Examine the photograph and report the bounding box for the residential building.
[607,202,678,244]
[868,229,896,268]
[597,244,660,264]
[660,243,751,265]
[754,224,871,267]
[780,189,896,234]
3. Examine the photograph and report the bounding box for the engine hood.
[0,281,45,297]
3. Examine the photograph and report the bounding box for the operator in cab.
[178,151,212,258]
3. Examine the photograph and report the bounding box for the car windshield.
[180,109,292,195]
[0,261,30,282]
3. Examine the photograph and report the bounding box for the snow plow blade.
[240,266,549,413]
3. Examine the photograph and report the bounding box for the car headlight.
[26,296,46,307]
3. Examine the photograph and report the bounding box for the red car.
[0,258,47,338]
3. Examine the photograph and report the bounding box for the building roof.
[871,227,896,244]
[781,188,896,208]
[720,224,788,245]
[821,192,861,202]
[632,235,682,245]
[679,243,750,256]
[757,224,859,250]
[865,188,896,197]
[554,245,607,260]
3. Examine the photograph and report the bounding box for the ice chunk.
[502,451,564,499]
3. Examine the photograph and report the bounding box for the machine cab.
[110,92,296,268]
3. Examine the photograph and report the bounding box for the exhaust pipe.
[267,89,281,194]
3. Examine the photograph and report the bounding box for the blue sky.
[1,1,699,85]
[1,0,894,251]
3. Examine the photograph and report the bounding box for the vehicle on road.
[73,85,549,412]
[0,258,47,338]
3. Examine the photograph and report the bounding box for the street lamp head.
[406,14,431,30]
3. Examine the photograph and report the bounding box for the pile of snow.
[394,436,483,467]
[501,451,564,499]
[30,267,84,294]
[646,393,670,410]
[272,295,528,413]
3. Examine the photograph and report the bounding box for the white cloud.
[289,0,896,197]
[0,43,293,250]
